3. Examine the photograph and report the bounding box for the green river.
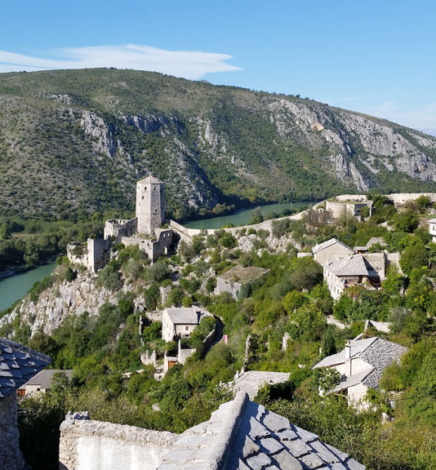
[184,201,312,229]
[0,202,314,312]
[0,262,57,313]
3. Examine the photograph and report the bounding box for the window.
[185,326,189,331]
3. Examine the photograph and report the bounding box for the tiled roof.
[314,337,408,391]
[19,369,73,390]
[0,337,51,400]
[312,238,353,254]
[314,337,378,369]
[137,175,164,184]
[325,254,374,277]
[158,392,365,469]
[165,308,210,325]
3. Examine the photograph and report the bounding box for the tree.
[65,266,75,282]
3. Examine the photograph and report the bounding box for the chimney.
[345,341,352,377]
[345,341,351,359]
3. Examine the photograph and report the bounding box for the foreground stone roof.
[0,337,51,400]
[60,392,365,469]
[159,392,365,469]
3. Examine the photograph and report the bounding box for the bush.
[146,261,170,282]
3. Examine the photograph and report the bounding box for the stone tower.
[136,175,165,235]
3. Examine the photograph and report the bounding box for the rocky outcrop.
[0,270,128,336]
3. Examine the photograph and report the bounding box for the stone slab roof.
[138,175,164,184]
[325,254,375,277]
[312,238,353,254]
[0,337,51,400]
[314,337,408,391]
[158,392,365,469]
[18,369,73,390]
[218,266,269,284]
[164,308,210,325]
[233,371,290,400]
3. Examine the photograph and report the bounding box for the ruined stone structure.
[68,175,173,270]
[59,392,365,469]
[136,176,165,236]
[215,266,269,300]
[0,338,51,470]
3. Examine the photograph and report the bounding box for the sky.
[1,0,435,132]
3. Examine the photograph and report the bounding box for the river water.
[183,201,313,230]
[0,262,56,313]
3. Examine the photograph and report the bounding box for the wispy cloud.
[362,101,436,130]
[0,44,242,79]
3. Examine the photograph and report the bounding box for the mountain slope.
[0,68,436,220]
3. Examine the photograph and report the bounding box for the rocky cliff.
[1,68,436,221]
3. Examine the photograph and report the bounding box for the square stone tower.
[136,175,165,235]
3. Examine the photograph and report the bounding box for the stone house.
[59,391,365,470]
[161,307,212,342]
[215,265,269,300]
[0,337,51,470]
[323,252,401,301]
[18,369,73,396]
[312,238,354,266]
[429,217,436,243]
[313,337,407,406]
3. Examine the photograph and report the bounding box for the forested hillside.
[1,68,436,222]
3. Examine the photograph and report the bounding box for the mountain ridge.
[0,68,436,221]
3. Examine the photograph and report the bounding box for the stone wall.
[87,238,111,273]
[59,416,177,470]
[0,394,26,470]
[104,218,137,241]
[121,229,173,262]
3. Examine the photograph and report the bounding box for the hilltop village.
[2,178,436,469]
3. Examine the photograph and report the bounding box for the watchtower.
[136,175,165,235]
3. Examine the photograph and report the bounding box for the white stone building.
[0,337,51,470]
[313,337,407,405]
[18,369,72,396]
[429,218,436,243]
[162,307,212,342]
[312,238,354,266]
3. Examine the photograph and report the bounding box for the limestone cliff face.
[0,270,127,336]
[1,68,436,221]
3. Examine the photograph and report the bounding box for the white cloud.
[361,101,436,130]
[0,44,242,79]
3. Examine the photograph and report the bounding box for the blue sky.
[1,0,435,131]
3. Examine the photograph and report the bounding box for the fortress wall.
[386,193,436,205]
[87,238,111,273]
[59,418,176,470]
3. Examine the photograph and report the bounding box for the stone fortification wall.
[121,229,173,262]
[168,219,204,242]
[104,218,137,241]
[59,416,177,470]
[334,193,436,206]
[386,193,436,205]
[216,277,242,299]
[67,243,88,267]
[325,201,372,219]
[0,394,26,470]
[87,238,111,273]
